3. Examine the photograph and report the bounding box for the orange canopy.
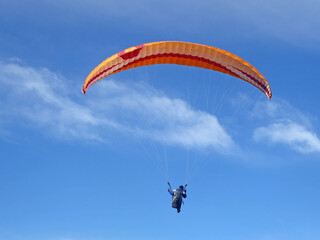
[83,41,271,99]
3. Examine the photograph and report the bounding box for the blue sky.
[1,0,320,240]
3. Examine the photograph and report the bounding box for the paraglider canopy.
[82,41,272,99]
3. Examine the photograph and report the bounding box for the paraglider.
[83,41,272,213]
[168,182,187,213]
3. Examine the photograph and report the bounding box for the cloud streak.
[254,120,320,153]
[0,60,119,141]
[252,100,320,154]
[89,80,233,150]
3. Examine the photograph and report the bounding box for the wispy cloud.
[0,60,119,141]
[251,100,314,127]
[252,100,320,153]
[89,80,234,151]
[254,120,320,153]
[0,60,233,152]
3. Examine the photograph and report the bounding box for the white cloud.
[0,61,233,151]
[252,100,320,153]
[0,61,120,141]
[254,120,320,153]
[84,80,234,151]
